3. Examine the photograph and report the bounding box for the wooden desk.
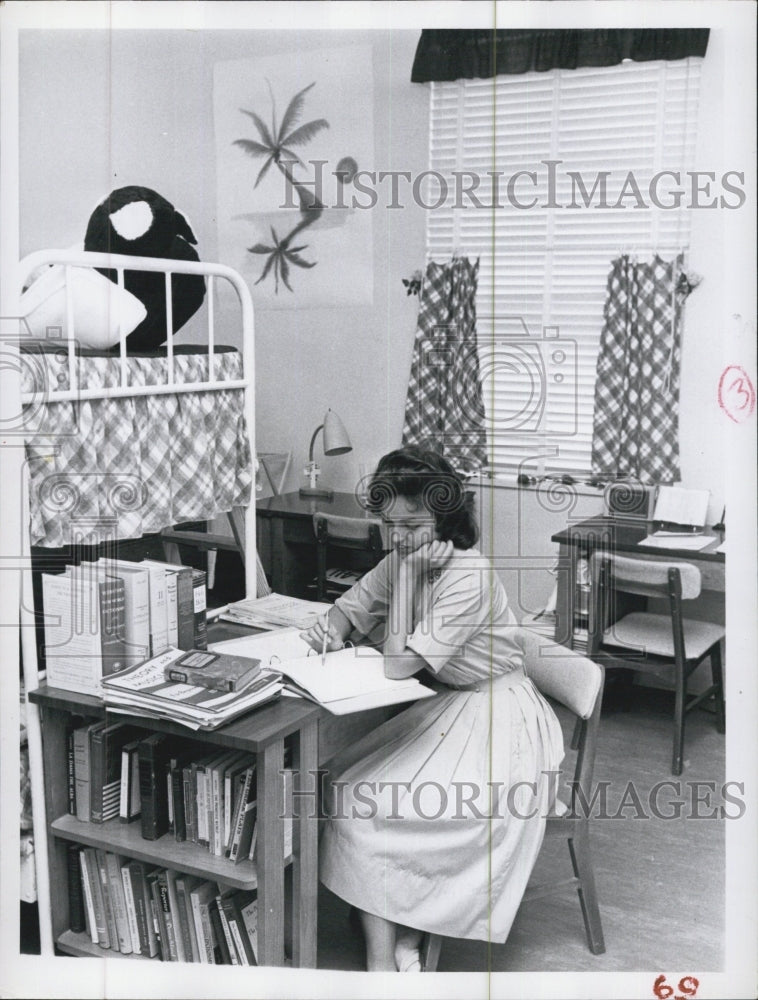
[257,491,379,598]
[551,516,725,648]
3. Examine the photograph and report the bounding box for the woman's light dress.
[319,547,564,942]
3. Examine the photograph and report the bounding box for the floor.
[315,683,726,973]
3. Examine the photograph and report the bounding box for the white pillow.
[20,265,147,350]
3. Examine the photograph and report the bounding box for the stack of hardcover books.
[42,557,208,696]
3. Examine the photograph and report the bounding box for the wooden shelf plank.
[56,929,150,960]
[51,814,279,891]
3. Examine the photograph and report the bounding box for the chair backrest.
[517,626,604,814]
[517,626,602,720]
[312,512,384,601]
[589,552,701,600]
[312,512,384,549]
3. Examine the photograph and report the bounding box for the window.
[425,59,702,477]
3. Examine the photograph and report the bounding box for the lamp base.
[299,486,334,500]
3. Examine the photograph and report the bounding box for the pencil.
[321,612,329,665]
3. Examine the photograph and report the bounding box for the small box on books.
[164,650,262,693]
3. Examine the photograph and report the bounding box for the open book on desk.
[209,628,436,716]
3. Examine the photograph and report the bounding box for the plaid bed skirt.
[22,349,252,547]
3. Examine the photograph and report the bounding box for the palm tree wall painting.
[214,46,374,308]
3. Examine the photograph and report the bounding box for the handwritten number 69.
[653,974,700,999]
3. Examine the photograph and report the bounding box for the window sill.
[467,472,607,501]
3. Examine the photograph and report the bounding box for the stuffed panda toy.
[84,186,206,352]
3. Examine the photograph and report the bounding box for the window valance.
[411,29,710,83]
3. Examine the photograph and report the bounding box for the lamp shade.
[322,409,352,456]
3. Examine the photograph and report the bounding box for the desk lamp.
[299,408,352,500]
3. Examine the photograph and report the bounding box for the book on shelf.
[81,846,108,948]
[189,881,218,964]
[98,560,151,667]
[90,721,140,823]
[192,569,208,650]
[219,592,332,631]
[98,574,128,678]
[94,848,120,953]
[163,649,262,693]
[78,848,98,944]
[164,868,187,962]
[209,900,231,965]
[224,756,254,853]
[42,570,103,695]
[147,869,170,960]
[120,858,142,955]
[141,562,169,658]
[215,886,239,965]
[104,851,133,954]
[227,890,258,965]
[127,860,158,958]
[67,843,86,935]
[119,737,142,823]
[102,647,283,731]
[227,763,256,863]
[73,720,106,822]
[210,628,436,715]
[175,874,203,963]
[141,559,196,651]
[138,734,171,841]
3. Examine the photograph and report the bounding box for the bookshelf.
[29,682,320,968]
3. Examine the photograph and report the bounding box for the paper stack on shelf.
[210,629,436,715]
[102,648,283,730]
[219,593,332,631]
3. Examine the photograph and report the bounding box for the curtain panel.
[402,257,488,476]
[590,254,694,485]
[411,29,710,82]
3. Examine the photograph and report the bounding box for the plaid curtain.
[591,253,693,484]
[402,257,488,474]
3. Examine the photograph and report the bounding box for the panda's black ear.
[174,211,198,246]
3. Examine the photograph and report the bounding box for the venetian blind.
[425,59,702,477]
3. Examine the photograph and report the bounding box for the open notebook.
[209,628,436,715]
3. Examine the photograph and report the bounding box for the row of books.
[68,721,292,864]
[42,557,208,697]
[67,845,259,964]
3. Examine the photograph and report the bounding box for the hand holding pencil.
[300,607,349,658]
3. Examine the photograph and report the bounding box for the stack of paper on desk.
[209,629,436,715]
[219,593,332,630]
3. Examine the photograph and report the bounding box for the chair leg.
[710,642,726,734]
[421,932,442,972]
[567,827,606,955]
[570,716,583,751]
[672,659,687,776]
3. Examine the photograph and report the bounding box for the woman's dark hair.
[366,445,479,549]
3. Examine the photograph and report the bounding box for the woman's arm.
[382,541,453,680]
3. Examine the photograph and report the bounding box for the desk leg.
[291,719,319,968]
[257,737,285,966]
[554,541,577,648]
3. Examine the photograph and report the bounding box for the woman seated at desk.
[302,445,564,972]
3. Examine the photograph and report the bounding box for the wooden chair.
[312,512,384,602]
[587,552,725,776]
[422,627,606,970]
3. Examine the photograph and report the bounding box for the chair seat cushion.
[603,613,724,660]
